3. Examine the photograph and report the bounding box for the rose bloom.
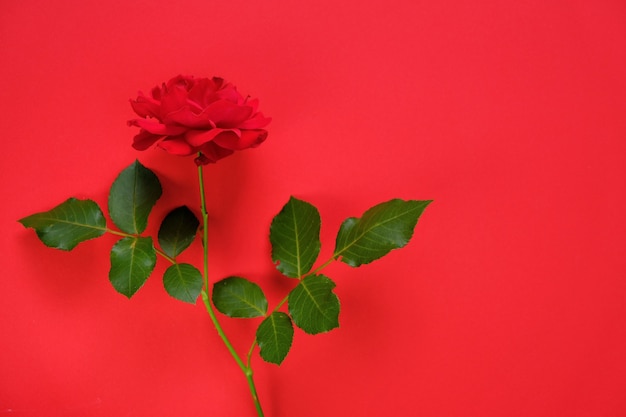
[128,75,271,165]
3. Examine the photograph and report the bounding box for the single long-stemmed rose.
[19,75,431,416]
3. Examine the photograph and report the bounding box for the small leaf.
[288,274,340,335]
[108,160,162,234]
[163,263,203,304]
[256,312,294,365]
[109,236,156,298]
[213,277,268,318]
[18,198,106,250]
[270,196,321,278]
[334,199,432,267]
[158,206,199,258]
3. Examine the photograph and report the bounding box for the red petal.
[166,106,215,129]
[129,118,187,135]
[157,137,196,156]
[202,100,253,128]
[166,75,195,91]
[215,81,242,103]
[150,85,162,100]
[185,128,234,147]
[198,142,234,163]
[244,98,259,112]
[213,129,267,150]
[188,77,217,106]
[160,81,190,117]
[130,93,161,118]
[239,113,271,129]
[132,130,163,151]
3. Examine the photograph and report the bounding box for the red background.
[2,1,625,416]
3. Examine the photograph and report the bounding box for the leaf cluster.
[20,161,431,366]
[212,196,431,364]
[19,160,203,302]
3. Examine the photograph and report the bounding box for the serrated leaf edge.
[334,199,432,264]
[256,312,294,365]
[288,274,340,335]
[18,198,107,251]
[163,263,203,304]
[213,277,267,318]
[109,236,156,298]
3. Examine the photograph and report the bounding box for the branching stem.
[270,255,337,316]
[105,227,175,263]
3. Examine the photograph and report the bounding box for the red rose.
[128,75,271,165]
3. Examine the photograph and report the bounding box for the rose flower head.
[128,75,271,165]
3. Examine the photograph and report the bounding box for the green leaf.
[256,312,294,365]
[212,277,268,318]
[270,196,321,278]
[334,199,432,267]
[288,274,340,335]
[108,160,162,234]
[109,236,156,298]
[18,198,106,250]
[158,206,199,258]
[163,263,203,304]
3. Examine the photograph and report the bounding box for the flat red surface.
[2,1,626,416]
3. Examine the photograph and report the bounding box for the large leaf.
[288,274,340,334]
[256,312,294,365]
[213,277,268,318]
[270,196,321,278]
[108,160,162,234]
[163,263,203,304]
[19,198,106,250]
[334,199,432,267]
[158,206,199,258]
[109,236,156,298]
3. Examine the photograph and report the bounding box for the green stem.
[310,256,336,276]
[242,254,339,373]
[197,165,210,292]
[246,340,257,368]
[197,162,265,417]
[200,291,247,372]
[245,366,264,417]
[272,294,290,314]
